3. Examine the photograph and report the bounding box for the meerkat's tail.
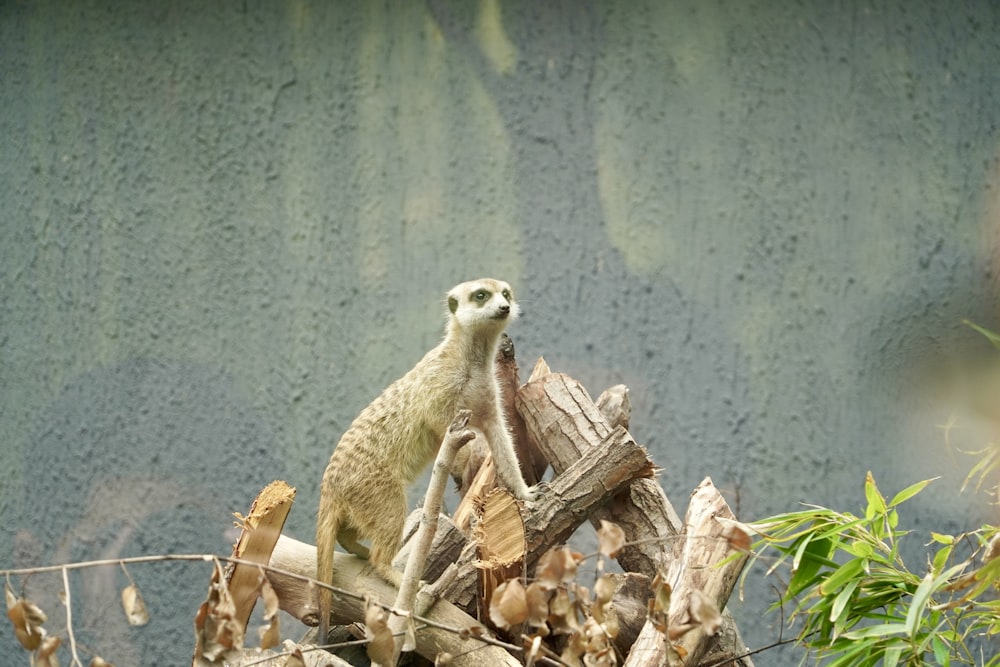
[316,496,339,644]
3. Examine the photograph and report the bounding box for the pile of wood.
[195,339,754,667]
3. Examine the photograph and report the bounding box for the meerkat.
[315,278,538,640]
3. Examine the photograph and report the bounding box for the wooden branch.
[393,511,468,584]
[192,480,295,666]
[623,478,750,667]
[596,383,632,430]
[389,410,475,661]
[518,367,752,666]
[227,481,296,626]
[517,369,682,576]
[434,425,656,612]
[472,487,528,623]
[265,535,521,667]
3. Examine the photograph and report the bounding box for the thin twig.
[3,552,527,657]
[119,561,136,587]
[61,567,83,667]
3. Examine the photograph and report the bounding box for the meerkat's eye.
[474,290,489,302]
[502,289,511,300]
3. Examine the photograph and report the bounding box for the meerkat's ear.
[448,295,458,313]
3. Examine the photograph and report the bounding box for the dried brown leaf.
[984,533,1000,564]
[525,581,551,629]
[651,572,671,614]
[4,583,15,612]
[459,624,486,639]
[602,606,620,640]
[536,548,577,587]
[36,635,61,667]
[560,631,586,666]
[283,646,306,667]
[489,578,528,629]
[5,584,47,651]
[574,582,591,606]
[364,600,395,666]
[258,578,280,649]
[690,589,722,636]
[193,562,244,660]
[668,622,698,640]
[583,616,604,643]
[719,519,753,553]
[121,583,149,626]
[597,521,626,558]
[594,574,615,605]
[548,587,580,634]
[435,651,454,665]
[524,635,542,667]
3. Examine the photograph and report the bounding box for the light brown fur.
[315,278,537,640]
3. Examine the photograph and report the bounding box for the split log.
[623,478,750,667]
[191,480,295,666]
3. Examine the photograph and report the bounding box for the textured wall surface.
[3,1,1000,663]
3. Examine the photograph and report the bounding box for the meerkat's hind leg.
[356,490,408,587]
[337,527,371,559]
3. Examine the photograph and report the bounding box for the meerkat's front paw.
[520,483,544,502]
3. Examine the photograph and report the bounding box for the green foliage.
[748,472,1000,666]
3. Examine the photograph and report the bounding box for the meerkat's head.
[446,278,520,333]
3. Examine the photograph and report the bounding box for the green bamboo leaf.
[864,471,886,520]
[888,478,937,507]
[847,540,874,558]
[963,319,1000,350]
[961,446,1000,494]
[931,542,953,575]
[825,639,876,667]
[830,578,860,624]
[932,635,951,666]
[820,557,866,596]
[788,537,833,599]
[842,622,909,640]
[906,572,936,638]
[883,644,903,667]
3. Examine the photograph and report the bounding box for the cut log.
[191,480,295,666]
[623,478,751,667]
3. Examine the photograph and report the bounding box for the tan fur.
[315,278,537,640]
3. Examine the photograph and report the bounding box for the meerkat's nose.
[498,304,510,314]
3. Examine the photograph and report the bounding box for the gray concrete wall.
[3,1,999,663]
